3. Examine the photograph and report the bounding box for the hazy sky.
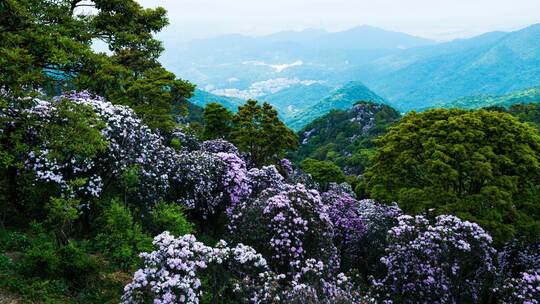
[137,0,540,42]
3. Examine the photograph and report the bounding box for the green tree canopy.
[0,0,194,131]
[300,158,346,190]
[202,102,233,140]
[366,109,540,244]
[231,100,297,167]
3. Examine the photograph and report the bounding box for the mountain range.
[177,23,540,127]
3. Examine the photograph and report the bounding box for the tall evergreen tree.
[0,0,194,132]
[231,100,297,167]
[202,102,233,140]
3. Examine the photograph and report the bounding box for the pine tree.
[231,100,297,167]
[202,103,233,140]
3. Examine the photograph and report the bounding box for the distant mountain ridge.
[260,83,334,117]
[189,89,244,112]
[361,24,540,110]
[433,85,540,110]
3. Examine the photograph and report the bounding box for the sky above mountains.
[137,0,540,42]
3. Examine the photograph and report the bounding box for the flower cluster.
[171,151,228,218]
[23,91,178,206]
[200,139,240,155]
[228,184,338,275]
[251,259,367,303]
[62,91,177,203]
[247,165,286,197]
[376,214,496,303]
[23,97,106,198]
[321,187,365,268]
[216,152,250,210]
[321,187,364,245]
[280,158,293,176]
[121,231,268,304]
[500,271,540,304]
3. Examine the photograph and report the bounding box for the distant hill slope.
[189,89,244,112]
[313,25,435,50]
[434,85,540,110]
[260,83,334,117]
[291,101,401,174]
[364,24,540,110]
[285,81,387,131]
[503,103,540,130]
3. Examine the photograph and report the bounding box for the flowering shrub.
[497,240,540,303]
[252,259,367,304]
[216,152,250,208]
[321,187,364,269]
[170,128,200,152]
[285,169,320,190]
[353,200,402,278]
[171,151,227,218]
[200,139,239,155]
[498,240,540,279]
[247,165,285,197]
[121,231,268,304]
[280,158,294,176]
[228,184,339,275]
[375,214,496,303]
[61,91,178,203]
[23,97,108,198]
[500,271,540,304]
[123,232,368,304]
[23,91,178,207]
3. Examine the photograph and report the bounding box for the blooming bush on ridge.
[10,91,539,303]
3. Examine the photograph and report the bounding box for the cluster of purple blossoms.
[280,158,294,176]
[228,183,339,276]
[200,139,240,155]
[376,214,496,303]
[216,152,250,210]
[500,271,540,304]
[321,187,365,245]
[247,165,286,197]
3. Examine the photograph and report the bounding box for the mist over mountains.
[167,23,540,128]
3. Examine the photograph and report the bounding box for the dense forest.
[1,1,540,303]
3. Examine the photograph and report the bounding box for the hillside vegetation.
[435,85,540,109]
[292,101,400,175]
[285,81,387,130]
[1,1,540,303]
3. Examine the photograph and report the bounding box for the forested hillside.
[435,85,540,109]
[1,1,539,303]
[292,102,400,175]
[189,89,245,112]
[285,81,387,130]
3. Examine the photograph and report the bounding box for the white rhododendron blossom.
[121,231,267,304]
